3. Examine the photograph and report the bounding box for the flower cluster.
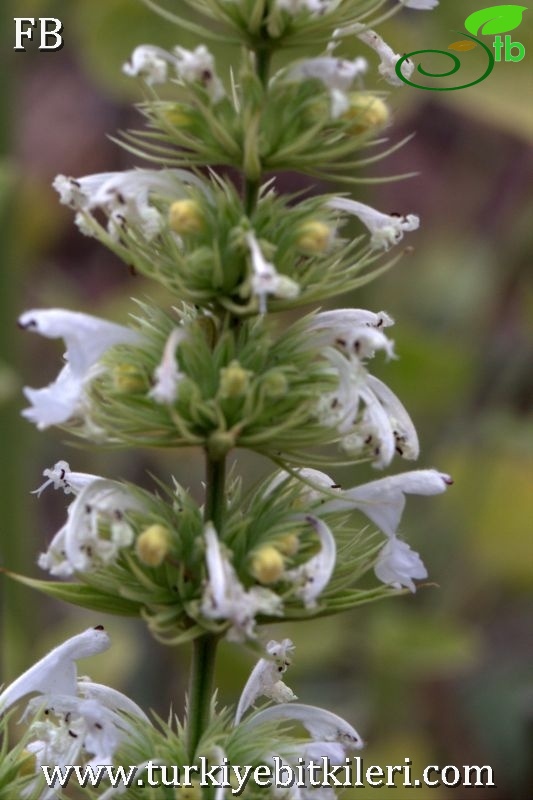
[3,0,449,795]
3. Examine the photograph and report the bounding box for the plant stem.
[187,25,272,760]
[187,455,226,759]
[187,632,218,759]
[204,456,226,531]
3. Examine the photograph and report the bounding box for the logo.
[396,4,527,90]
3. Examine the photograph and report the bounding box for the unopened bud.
[164,103,194,128]
[169,200,204,235]
[135,524,171,567]
[175,782,202,800]
[263,370,288,398]
[16,749,36,777]
[342,94,390,135]
[112,363,146,394]
[250,545,285,584]
[277,533,300,556]
[219,361,251,398]
[295,221,333,255]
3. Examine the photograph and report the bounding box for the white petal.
[63,480,143,573]
[0,627,110,713]
[374,536,427,592]
[174,45,225,102]
[246,703,364,750]
[288,57,368,92]
[400,0,439,8]
[149,328,186,404]
[235,638,296,723]
[18,309,140,377]
[22,364,82,430]
[122,45,170,85]
[78,681,150,724]
[367,375,419,460]
[285,516,336,607]
[32,460,100,497]
[327,197,419,250]
[320,469,452,536]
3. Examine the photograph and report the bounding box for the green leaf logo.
[465,4,527,36]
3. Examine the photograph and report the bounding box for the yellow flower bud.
[295,221,333,255]
[168,200,204,235]
[16,749,36,777]
[175,782,202,800]
[342,94,390,135]
[277,533,300,556]
[135,524,171,567]
[262,370,288,398]
[164,104,194,128]
[250,545,285,584]
[219,361,251,398]
[112,363,146,394]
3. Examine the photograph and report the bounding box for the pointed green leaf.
[464,5,527,36]
[1,570,143,616]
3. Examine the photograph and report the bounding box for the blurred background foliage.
[0,1,532,798]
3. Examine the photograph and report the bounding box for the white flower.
[366,375,419,460]
[0,628,148,791]
[0,627,110,713]
[320,469,452,537]
[201,523,283,641]
[245,703,364,750]
[308,308,396,357]
[122,45,170,84]
[19,309,141,430]
[53,169,206,241]
[32,460,99,498]
[308,312,417,468]
[38,477,143,576]
[149,328,186,404]
[245,231,300,314]
[285,516,336,608]
[276,0,334,15]
[326,197,419,250]
[400,0,439,9]
[374,536,427,592]
[263,467,340,505]
[174,46,225,103]
[286,57,368,117]
[335,25,415,86]
[122,44,225,101]
[235,639,296,723]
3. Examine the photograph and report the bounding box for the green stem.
[256,47,271,87]
[187,633,218,759]
[186,455,225,759]
[187,22,271,763]
[204,455,226,531]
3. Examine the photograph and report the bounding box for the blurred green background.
[0,1,532,798]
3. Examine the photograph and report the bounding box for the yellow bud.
[219,361,251,398]
[295,221,333,255]
[262,370,288,398]
[135,524,171,567]
[342,94,390,135]
[112,363,146,394]
[277,533,300,556]
[168,200,204,235]
[175,782,202,800]
[250,545,285,584]
[16,750,36,777]
[163,104,194,128]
